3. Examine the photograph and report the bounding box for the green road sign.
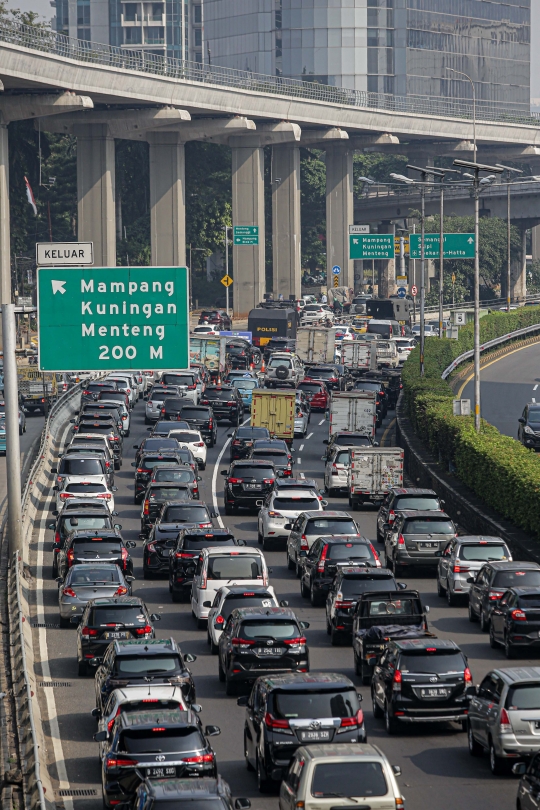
[409,233,475,259]
[234,225,259,245]
[37,266,189,372]
[349,234,395,259]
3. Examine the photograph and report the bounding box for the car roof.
[303,511,354,519]
[231,459,274,466]
[232,606,297,620]
[399,511,451,519]
[90,596,143,606]
[109,685,185,704]
[257,672,354,690]
[219,585,273,596]
[203,546,262,557]
[68,529,120,539]
[276,477,318,488]
[272,490,318,498]
[147,777,229,800]
[390,488,437,496]
[507,588,540,596]
[489,561,540,570]
[114,638,179,655]
[393,638,460,652]
[59,506,111,516]
[455,536,506,544]
[324,535,369,544]
[495,667,540,685]
[299,743,385,761]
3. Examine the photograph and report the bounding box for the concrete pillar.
[148,132,186,267]
[0,123,10,306]
[378,221,396,298]
[354,260,364,293]
[532,224,540,262]
[232,146,265,317]
[326,143,353,288]
[75,124,116,266]
[511,228,527,301]
[271,144,301,300]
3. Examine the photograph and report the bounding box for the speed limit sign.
[411,285,418,296]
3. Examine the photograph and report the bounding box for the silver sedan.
[57,563,135,628]
[258,490,326,550]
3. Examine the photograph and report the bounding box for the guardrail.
[0,19,538,127]
[441,322,540,379]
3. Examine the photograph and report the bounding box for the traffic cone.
[260,357,266,373]
[250,360,254,371]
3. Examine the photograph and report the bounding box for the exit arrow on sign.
[51,280,66,295]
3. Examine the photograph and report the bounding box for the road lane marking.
[534,384,538,391]
[211,417,250,529]
[318,419,325,425]
[307,432,313,439]
[534,398,536,403]
[457,342,540,399]
[381,418,396,447]
[299,444,304,451]
[296,458,301,465]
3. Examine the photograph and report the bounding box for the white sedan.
[257,489,327,551]
[55,476,116,513]
[192,325,220,336]
[394,338,416,363]
[167,428,207,469]
[301,304,335,325]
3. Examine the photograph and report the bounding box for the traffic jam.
[42,298,540,810]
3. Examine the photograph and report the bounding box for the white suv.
[258,489,326,550]
[264,353,304,388]
[191,547,270,628]
[206,584,280,653]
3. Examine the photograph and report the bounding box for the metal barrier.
[0,19,538,127]
[441,322,540,380]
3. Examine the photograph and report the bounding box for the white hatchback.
[55,476,116,513]
[191,547,270,627]
[258,490,326,550]
[167,428,207,469]
[206,584,280,653]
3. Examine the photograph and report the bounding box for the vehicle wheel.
[143,569,151,580]
[224,504,234,516]
[437,577,446,597]
[326,615,331,635]
[295,559,302,578]
[489,739,508,775]
[168,579,172,593]
[386,556,394,572]
[59,615,70,629]
[468,601,478,623]
[171,590,182,603]
[504,634,515,659]
[384,702,398,735]
[394,563,405,577]
[361,659,372,686]
[467,722,483,756]
[327,487,336,498]
[489,625,499,648]
[225,677,237,696]
[330,626,341,646]
[310,585,324,607]
[144,416,151,425]
[261,537,272,552]
[447,587,457,607]
[200,463,206,471]
[257,531,263,546]
[376,526,383,543]
[287,551,295,571]
[78,660,88,677]
[19,425,22,435]
[244,733,255,771]
[300,577,309,598]
[218,657,225,683]
[480,610,489,633]
[354,650,361,676]
[256,754,271,794]
[197,618,206,630]
[210,637,219,655]
[372,688,383,719]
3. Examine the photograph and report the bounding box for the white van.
[191,547,270,627]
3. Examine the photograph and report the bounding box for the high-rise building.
[203,0,531,112]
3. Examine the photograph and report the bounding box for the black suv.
[48,506,121,577]
[376,487,443,543]
[226,339,259,370]
[300,536,381,606]
[371,639,472,734]
[140,480,197,537]
[129,777,251,810]
[326,566,400,646]
[150,464,200,494]
[490,587,540,658]
[134,437,181,466]
[221,460,276,514]
[57,530,136,579]
[304,365,343,391]
[76,596,161,675]
[80,404,124,434]
[200,386,243,425]
[263,337,296,362]
[249,439,293,476]
[178,405,217,447]
[76,421,123,468]
[228,426,271,462]
[518,403,540,449]
[160,397,194,421]
[169,529,241,603]
[141,502,216,577]
[94,638,197,711]
[132,451,186,502]
[150,420,190,437]
[97,709,219,808]
[218,607,310,695]
[468,561,540,631]
[80,381,118,406]
[239,672,365,790]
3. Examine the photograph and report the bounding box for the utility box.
[453,399,471,416]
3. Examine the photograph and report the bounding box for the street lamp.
[496,164,523,311]
[453,158,504,431]
[188,244,207,312]
[445,68,477,163]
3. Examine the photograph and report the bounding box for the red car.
[297,379,329,411]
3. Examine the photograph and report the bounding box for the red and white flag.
[24,176,37,216]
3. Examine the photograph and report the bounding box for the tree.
[300,148,326,273]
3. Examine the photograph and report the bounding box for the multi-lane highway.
[31,396,533,810]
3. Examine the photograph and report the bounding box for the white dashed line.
[296,458,301,465]
[534,384,538,391]
[533,398,536,403]
[318,419,325,425]
[299,444,304,451]
[307,432,313,439]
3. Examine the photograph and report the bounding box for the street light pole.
[496,164,523,311]
[446,67,477,163]
[224,225,230,316]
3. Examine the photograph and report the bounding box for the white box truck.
[341,341,378,375]
[329,391,377,438]
[348,447,404,509]
[296,327,335,365]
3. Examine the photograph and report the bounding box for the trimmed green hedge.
[401,307,540,539]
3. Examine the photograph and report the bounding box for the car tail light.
[464,667,472,683]
[268,511,283,518]
[369,543,380,565]
[81,626,98,639]
[489,590,505,601]
[201,569,207,589]
[228,477,243,484]
[231,637,255,650]
[397,534,405,546]
[67,548,74,565]
[500,707,512,733]
[134,624,153,636]
[62,587,77,597]
[339,709,364,729]
[114,586,128,596]
[215,615,225,625]
[227,401,236,406]
[143,500,150,515]
[453,562,470,573]
[183,753,215,763]
[510,608,527,621]
[300,534,309,551]
[284,637,306,651]
[188,384,196,390]
[83,390,90,395]
[232,440,241,446]
[263,478,275,485]
[137,468,144,473]
[264,712,290,730]
[59,492,73,500]
[121,547,128,571]
[334,600,353,609]
[208,419,213,428]
[331,464,339,476]
[146,543,156,553]
[161,408,165,414]
[175,551,194,559]
[97,493,112,500]
[54,530,61,546]
[106,756,138,769]
[195,442,205,447]
[393,669,402,690]
[388,510,396,524]
[317,544,329,573]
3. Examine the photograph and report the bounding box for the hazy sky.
[14,0,52,22]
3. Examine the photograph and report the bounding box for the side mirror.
[114,524,123,530]
[392,765,402,777]
[53,486,58,491]
[139,534,146,540]
[205,725,221,737]
[147,427,152,431]
[321,500,328,507]
[111,486,118,492]
[48,522,55,530]
[300,621,310,630]
[383,523,390,531]
[284,523,292,530]
[91,708,101,719]
[126,576,135,582]
[279,600,289,607]
[322,439,328,445]
[235,801,251,810]
[203,600,212,608]
[197,476,202,481]
[211,510,219,518]
[368,658,377,667]
[125,541,136,549]
[69,419,75,424]
[424,605,430,613]
[52,510,58,516]
[440,500,445,506]
[227,433,233,438]
[51,467,58,474]
[512,762,527,776]
[184,653,197,664]
[398,582,407,590]
[373,441,379,447]
[133,444,139,449]
[220,470,227,476]
[466,577,475,584]
[93,730,109,742]
[519,417,526,424]
[191,704,202,713]
[465,685,478,697]
[150,613,161,621]
[55,576,63,584]
[434,550,442,557]
[112,511,119,516]
[131,462,136,467]
[237,695,248,707]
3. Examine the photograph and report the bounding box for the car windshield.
[221,594,274,619]
[65,483,107,494]
[305,306,321,312]
[149,486,192,500]
[366,598,421,616]
[459,544,509,561]
[60,516,111,533]
[232,466,274,480]
[71,539,121,554]
[142,457,179,469]
[77,424,112,435]
[273,497,319,511]
[64,448,106,458]
[506,684,540,710]
[403,519,454,534]
[340,575,395,595]
[87,383,116,392]
[399,651,466,674]
[394,496,440,511]
[98,392,125,403]
[162,506,209,523]
[114,655,181,675]
[207,556,262,580]
[119,727,204,754]
[252,450,287,460]
[354,383,380,391]
[328,542,372,561]
[184,535,235,550]
[144,439,179,452]
[153,470,194,483]
[180,408,211,420]
[305,519,357,536]
[518,595,540,608]
[88,606,146,625]
[154,422,188,434]
[231,379,257,391]
[272,689,359,719]
[69,567,120,583]
[161,374,196,386]
[236,428,269,440]
[239,620,299,640]
[311,762,387,798]
[298,383,322,394]
[335,450,351,465]
[168,432,200,443]
[310,368,336,378]
[204,389,235,400]
[268,358,291,368]
[528,410,540,424]
[493,571,540,587]
[334,436,372,447]
[60,458,103,475]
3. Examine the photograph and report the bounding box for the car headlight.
[524,426,535,435]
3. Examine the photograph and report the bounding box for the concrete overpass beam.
[232,146,265,318]
[148,131,186,268]
[326,143,353,288]
[1,92,93,123]
[272,144,301,301]
[75,124,116,267]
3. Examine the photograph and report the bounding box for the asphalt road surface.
[0,409,44,509]
[31,394,533,810]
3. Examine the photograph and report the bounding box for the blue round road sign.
[397,286,406,298]
[332,265,341,275]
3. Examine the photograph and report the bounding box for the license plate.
[420,687,449,697]
[257,647,284,656]
[146,767,176,778]
[299,730,331,742]
[104,631,128,639]
[419,542,437,549]
[245,484,261,490]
